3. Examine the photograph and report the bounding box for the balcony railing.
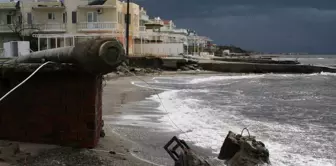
[0,3,16,9]
[0,24,13,33]
[153,19,164,25]
[139,26,146,32]
[33,23,66,32]
[160,27,188,35]
[77,22,117,31]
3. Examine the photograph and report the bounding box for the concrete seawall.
[127,56,336,74]
[127,56,163,69]
[199,61,336,74]
[212,57,300,64]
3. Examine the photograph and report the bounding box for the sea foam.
[145,75,336,166]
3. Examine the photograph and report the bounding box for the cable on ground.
[119,66,224,166]
[0,61,54,103]
[119,66,192,140]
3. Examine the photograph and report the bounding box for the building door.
[87,12,98,29]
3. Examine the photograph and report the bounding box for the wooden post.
[37,36,40,51]
[64,36,66,47]
[47,37,50,49]
[126,0,130,56]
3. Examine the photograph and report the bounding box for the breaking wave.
[144,74,336,166]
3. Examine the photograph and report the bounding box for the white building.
[0,0,212,57]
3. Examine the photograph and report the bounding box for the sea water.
[132,72,336,166]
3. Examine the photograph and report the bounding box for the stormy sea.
[126,56,336,166]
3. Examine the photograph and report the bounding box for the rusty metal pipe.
[7,38,126,75]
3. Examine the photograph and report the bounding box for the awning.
[32,33,123,38]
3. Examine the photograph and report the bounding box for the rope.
[119,66,192,141]
[0,61,53,103]
[119,66,224,166]
[240,127,251,138]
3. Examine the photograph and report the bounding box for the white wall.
[134,43,184,56]
[0,34,20,48]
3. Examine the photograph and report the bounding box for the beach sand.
[99,75,219,166]
[1,72,220,166]
[0,76,171,166]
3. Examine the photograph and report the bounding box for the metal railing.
[33,23,66,31]
[139,26,146,32]
[77,22,117,31]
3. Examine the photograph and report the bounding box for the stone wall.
[127,56,163,69]
[199,62,336,74]
[0,71,103,148]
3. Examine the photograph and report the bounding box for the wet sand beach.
[101,76,173,166]
[1,73,219,166]
[100,75,219,166]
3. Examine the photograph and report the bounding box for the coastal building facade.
[0,0,212,56]
[0,1,21,56]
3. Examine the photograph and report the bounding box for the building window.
[48,13,55,20]
[63,12,67,23]
[18,15,22,24]
[72,11,77,23]
[87,12,98,22]
[27,13,32,24]
[6,15,12,24]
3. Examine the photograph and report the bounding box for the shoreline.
[1,73,218,166]
[127,56,336,74]
[101,76,173,165]
[101,75,218,165]
[3,72,335,165]
[4,76,165,166]
[104,70,222,81]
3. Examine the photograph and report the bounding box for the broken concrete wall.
[0,71,103,148]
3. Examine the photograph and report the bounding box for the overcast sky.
[3,0,336,53]
[134,0,336,54]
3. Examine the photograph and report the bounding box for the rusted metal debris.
[165,129,270,166]
[164,136,211,166]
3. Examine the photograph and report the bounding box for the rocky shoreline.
[126,56,336,74]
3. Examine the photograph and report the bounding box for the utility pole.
[126,0,130,56]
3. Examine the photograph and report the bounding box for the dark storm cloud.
[134,0,336,53]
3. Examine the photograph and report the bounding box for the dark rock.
[218,131,241,160]
[180,66,190,71]
[228,141,270,166]
[109,151,116,155]
[188,65,197,70]
[176,150,211,166]
[218,131,270,166]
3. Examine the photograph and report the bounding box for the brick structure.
[0,70,103,148]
